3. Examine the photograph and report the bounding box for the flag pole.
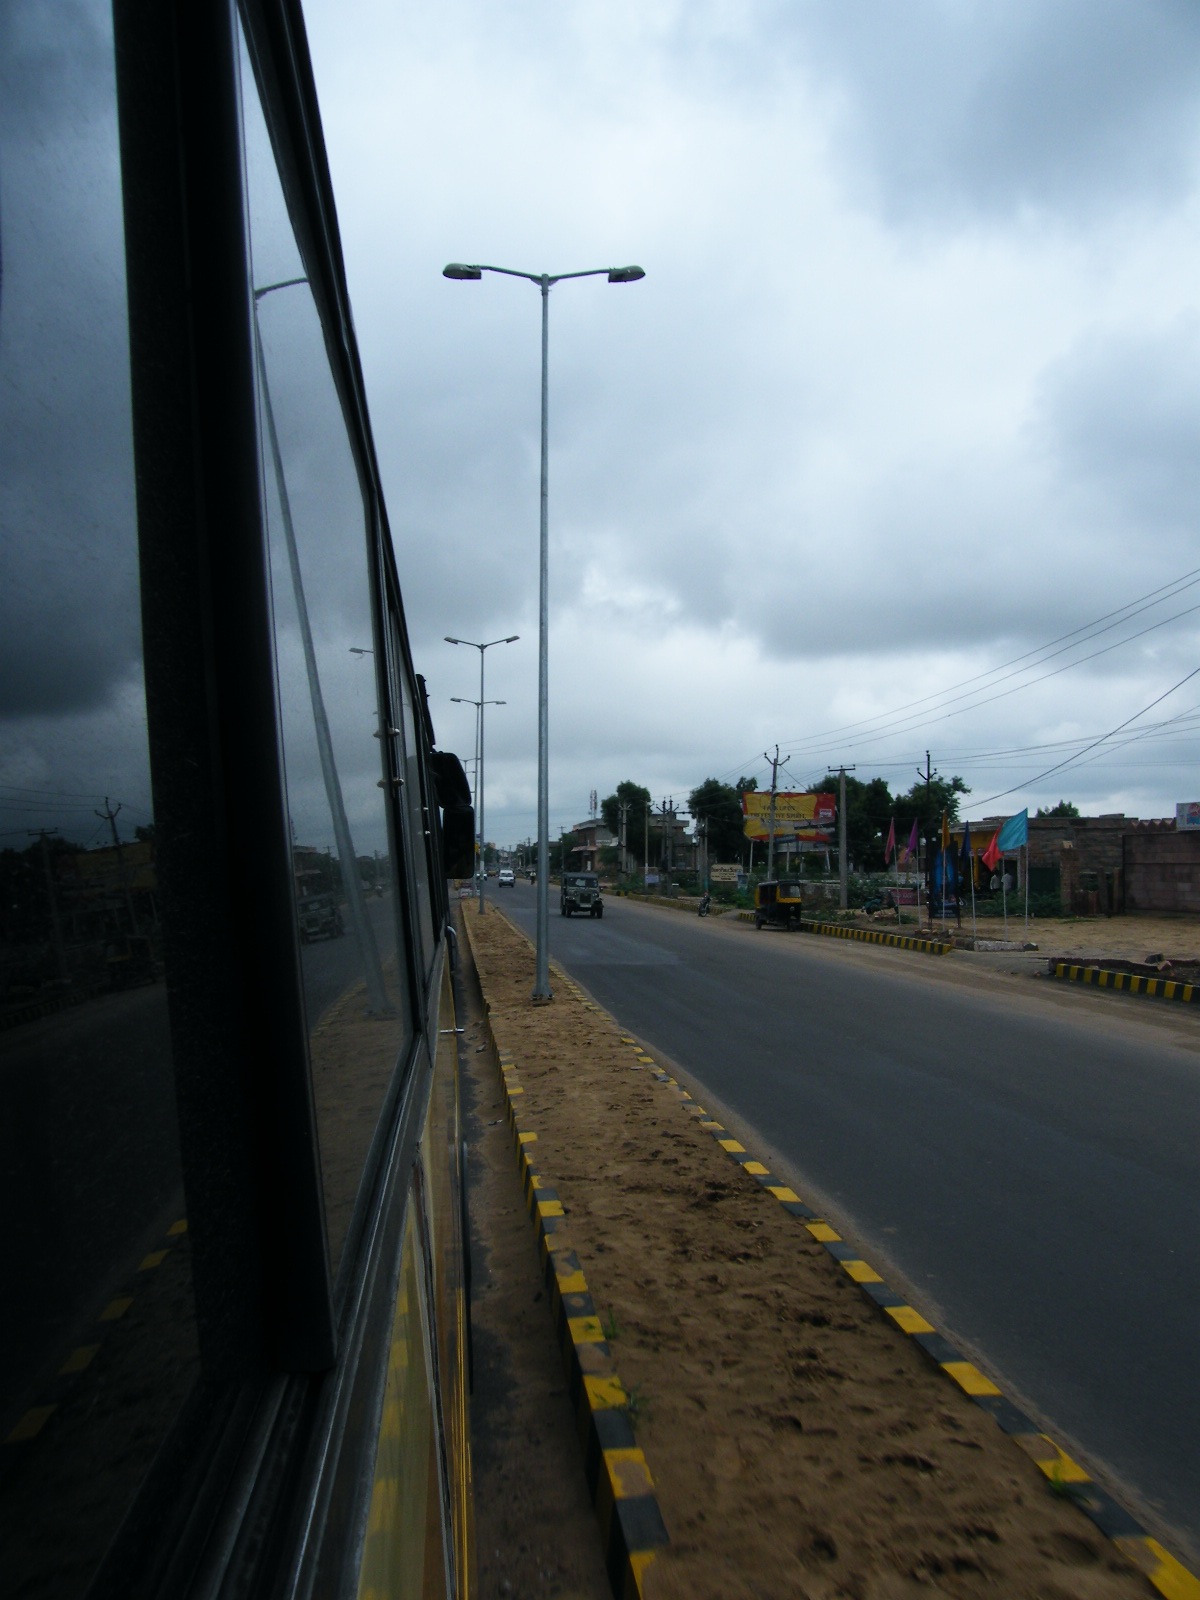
[970,839,977,938]
[1024,842,1029,938]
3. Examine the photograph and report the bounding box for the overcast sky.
[3,2,1198,861]
[299,0,1200,845]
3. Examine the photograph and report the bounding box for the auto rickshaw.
[753,879,805,930]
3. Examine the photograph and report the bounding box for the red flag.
[982,828,1001,873]
[885,818,896,864]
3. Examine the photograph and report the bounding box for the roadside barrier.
[1051,962,1200,1005]
[594,1012,1199,1600]
[735,911,953,955]
[495,1049,669,1599]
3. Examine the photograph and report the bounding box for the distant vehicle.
[753,879,804,930]
[561,872,603,918]
[298,893,344,943]
[497,868,515,887]
[105,934,157,989]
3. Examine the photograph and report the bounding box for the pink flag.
[901,819,918,865]
[884,818,896,864]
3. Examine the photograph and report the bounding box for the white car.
[497,868,515,887]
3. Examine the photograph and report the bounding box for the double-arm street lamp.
[443,262,645,997]
[446,633,518,913]
[450,695,505,906]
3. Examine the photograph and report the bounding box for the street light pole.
[450,696,505,906]
[444,261,644,997]
[446,633,518,913]
[254,278,390,1014]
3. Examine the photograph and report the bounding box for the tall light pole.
[444,261,644,998]
[446,633,518,913]
[254,278,390,1014]
[450,695,505,907]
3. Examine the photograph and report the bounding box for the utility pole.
[29,829,69,983]
[763,746,791,879]
[644,804,650,884]
[95,797,140,935]
[837,765,856,909]
[619,801,630,879]
[917,751,939,926]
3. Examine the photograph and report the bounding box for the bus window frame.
[103,0,459,1594]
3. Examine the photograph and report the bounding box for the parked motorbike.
[698,891,712,917]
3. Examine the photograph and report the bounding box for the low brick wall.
[1124,830,1200,913]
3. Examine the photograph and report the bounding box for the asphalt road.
[495,880,1200,1560]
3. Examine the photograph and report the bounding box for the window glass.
[237,29,410,1283]
[355,1208,450,1600]
[0,4,199,1593]
[397,657,437,976]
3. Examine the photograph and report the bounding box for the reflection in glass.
[238,30,410,1282]
[0,5,198,1594]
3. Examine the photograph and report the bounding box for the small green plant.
[600,1309,620,1341]
[624,1382,649,1431]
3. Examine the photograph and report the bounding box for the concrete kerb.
[736,910,954,956]
[1050,962,1200,1006]
[580,984,1200,1600]
[470,909,1199,1600]
[460,915,668,1600]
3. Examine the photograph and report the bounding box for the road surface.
[494,881,1200,1560]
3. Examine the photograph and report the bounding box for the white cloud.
[297,0,1200,838]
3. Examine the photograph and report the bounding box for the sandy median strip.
[465,905,1187,1600]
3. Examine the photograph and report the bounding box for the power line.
[971,665,1200,809]
[769,566,1200,756]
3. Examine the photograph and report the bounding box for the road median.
[464,905,1189,1600]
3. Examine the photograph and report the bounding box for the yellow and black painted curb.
[736,911,953,955]
[547,973,1199,1600]
[3,1216,188,1451]
[494,1045,668,1599]
[1050,962,1200,1006]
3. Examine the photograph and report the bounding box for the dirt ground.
[463,905,1197,1600]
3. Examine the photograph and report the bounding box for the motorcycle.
[698,891,712,917]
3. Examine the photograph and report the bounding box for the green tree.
[1036,800,1080,818]
[600,781,652,870]
[811,774,896,871]
[551,832,578,874]
[895,774,970,836]
[688,778,745,863]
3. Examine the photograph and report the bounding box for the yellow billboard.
[742,791,836,843]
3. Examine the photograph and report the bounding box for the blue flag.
[959,820,972,872]
[996,809,1028,851]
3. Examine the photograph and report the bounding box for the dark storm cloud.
[0,0,142,718]
[791,0,1200,223]
[1035,316,1200,531]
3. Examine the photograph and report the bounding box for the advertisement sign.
[742,792,836,844]
[709,863,740,882]
[1176,802,1200,831]
[58,839,157,896]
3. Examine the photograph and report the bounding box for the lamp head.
[443,263,482,280]
[607,266,645,283]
